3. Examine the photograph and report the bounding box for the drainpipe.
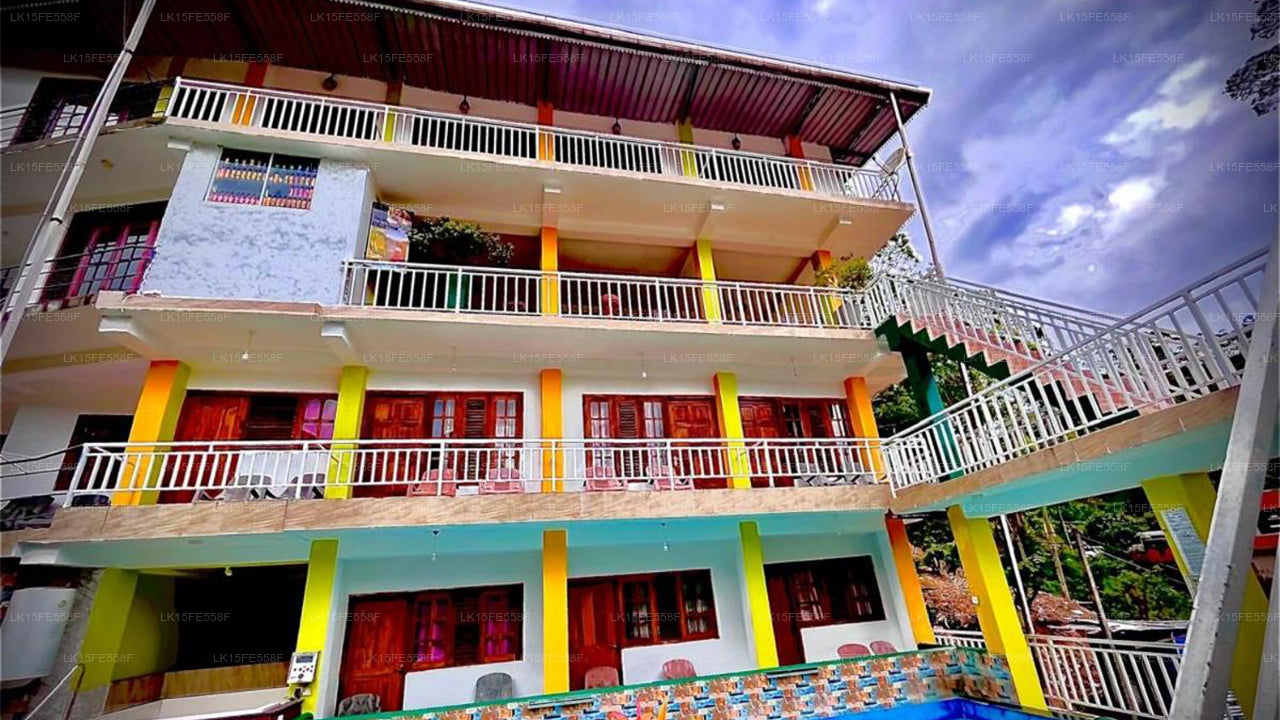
[888,90,945,280]
[0,0,159,362]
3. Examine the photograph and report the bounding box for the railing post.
[1183,291,1236,384]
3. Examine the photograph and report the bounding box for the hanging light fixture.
[731,134,742,151]
[640,352,648,379]
[322,73,338,91]
[431,529,441,562]
[660,521,670,552]
[240,330,255,361]
[451,346,458,374]
[459,96,471,114]
[612,118,622,135]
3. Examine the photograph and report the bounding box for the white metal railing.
[932,628,986,649]
[341,260,875,328]
[1,243,153,317]
[931,629,1184,719]
[864,273,1120,369]
[0,106,26,146]
[163,78,899,203]
[882,248,1269,490]
[65,437,913,501]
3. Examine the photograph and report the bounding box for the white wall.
[331,550,544,710]
[763,530,915,662]
[141,144,375,304]
[0,405,82,499]
[572,537,754,684]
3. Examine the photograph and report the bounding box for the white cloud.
[1107,176,1163,216]
[812,0,837,14]
[1103,59,1222,153]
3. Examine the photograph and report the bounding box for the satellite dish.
[880,147,906,174]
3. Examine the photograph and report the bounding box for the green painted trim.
[877,318,1013,380]
[321,647,989,720]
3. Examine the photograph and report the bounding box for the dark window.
[766,556,885,627]
[379,584,523,670]
[579,569,718,648]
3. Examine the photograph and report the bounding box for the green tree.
[1225,0,1278,115]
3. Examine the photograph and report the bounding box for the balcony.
[163,78,900,205]
[342,260,878,329]
[62,437,925,504]
[2,243,154,315]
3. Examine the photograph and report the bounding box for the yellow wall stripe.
[542,529,569,693]
[884,515,935,645]
[676,119,699,178]
[713,372,750,488]
[114,360,191,506]
[739,521,779,668]
[541,227,560,316]
[696,237,722,323]
[948,505,1047,710]
[326,366,368,500]
[294,539,340,715]
[77,569,141,690]
[1142,473,1267,717]
[844,376,885,475]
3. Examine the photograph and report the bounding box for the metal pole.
[888,90,945,279]
[0,0,159,362]
[1253,544,1278,720]
[1170,247,1278,720]
[1075,529,1113,640]
[1000,513,1035,630]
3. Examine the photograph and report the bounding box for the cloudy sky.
[500,0,1276,313]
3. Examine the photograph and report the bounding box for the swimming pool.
[832,698,1058,720]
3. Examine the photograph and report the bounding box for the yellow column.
[76,568,140,691]
[294,539,340,715]
[739,521,779,668]
[713,372,751,489]
[114,360,191,506]
[541,227,560,315]
[785,135,815,192]
[1142,473,1268,717]
[884,514,936,645]
[542,529,569,693]
[844,376,885,476]
[695,237,723,323]
[540,369,563,492]
[812,249,843,326]
[384,80,402,141]
[325,366,368,500]
[948,506,1047,710]
[676,119,699,178]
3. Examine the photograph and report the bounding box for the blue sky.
[499,0,1277,313]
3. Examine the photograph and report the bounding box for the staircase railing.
[882,248,1269,491]
[863,272,1120,368]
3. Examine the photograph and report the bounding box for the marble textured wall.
[141,144,374,304]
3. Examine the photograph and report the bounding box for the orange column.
[885,514,936,645]
[541,227,559,315]
[540,369,564,492]
[537,100,555,161]
[786,134,814,191]
[843,376,884,476]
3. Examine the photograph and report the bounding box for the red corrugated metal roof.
[0,0,930,164]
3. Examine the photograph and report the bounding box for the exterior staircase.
[869,248,1271,490]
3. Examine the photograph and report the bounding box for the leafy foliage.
[408,217,515,267]
[1225,0,1278,115]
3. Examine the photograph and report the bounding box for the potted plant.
[408,217,514,309]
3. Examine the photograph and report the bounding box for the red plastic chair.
[869,640,897,655]
[650,465,690,491]
[585,464,624,491]
[837,643,871,659]
[600,293,622,316]
[661,658,697,680]
[479,467,523,494]
[584,666,620,689]
[409,468,456,497]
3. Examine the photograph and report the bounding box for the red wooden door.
[765,570,806,666]
[359,397,427,497]
[568,581,621,690]
[667,399,721,488]
[339,597,410,711]
[740,399,791,487]
[163,395,250,503]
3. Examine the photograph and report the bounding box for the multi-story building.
[0,3,1274,720]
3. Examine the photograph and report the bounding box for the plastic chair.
[335,694,380,716]
[409,468,457,497]
[661,658,697,679]
[474,672,513,701]
[585,464,623,491]
[600,293,622,316]
[584,666,620,689]
[651,465,690,491]
[870,640,897,654]
[838,643,871,659]
[479,466,523,494]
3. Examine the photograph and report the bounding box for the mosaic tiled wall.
[397,649,1017,720]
